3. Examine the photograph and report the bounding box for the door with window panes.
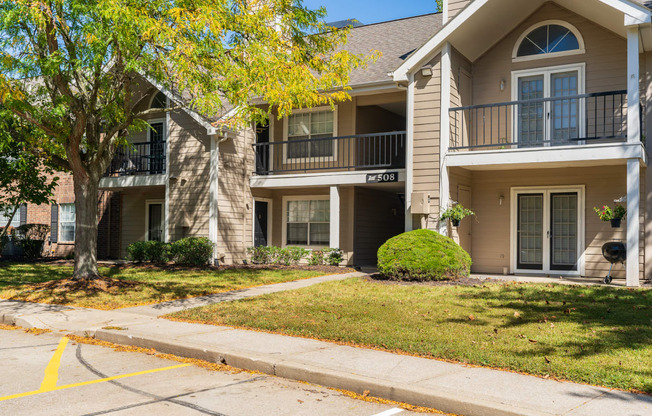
[516,190,580,273]
[516,68,581,148]
[286,199,330,247]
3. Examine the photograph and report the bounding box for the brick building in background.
[8,172,121,259]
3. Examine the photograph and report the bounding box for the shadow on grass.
[451,283,652,360]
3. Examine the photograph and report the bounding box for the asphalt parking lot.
[0,328,423,416]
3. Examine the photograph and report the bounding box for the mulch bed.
[367,273,491,287]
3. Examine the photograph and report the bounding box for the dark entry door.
[254,201,269,247]
[255,123,270,175]
[148,203,163,242]
[149,122,165,174]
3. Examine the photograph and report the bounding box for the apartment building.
[8,0,652,287]
[395,0,652,287]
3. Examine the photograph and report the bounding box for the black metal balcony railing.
[449,90,632,151]
[105,141,166,177]
[253,131,406,175]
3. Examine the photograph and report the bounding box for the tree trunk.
[72,171,101,280]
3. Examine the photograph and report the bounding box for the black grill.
[601,242,626,284]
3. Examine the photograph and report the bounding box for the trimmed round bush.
[377,229,471,281]
[170,237,214,266]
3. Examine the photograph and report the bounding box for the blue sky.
[304,0,439,25]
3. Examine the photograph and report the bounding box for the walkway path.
[119,271,365,316]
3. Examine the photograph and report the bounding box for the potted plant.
[594,204,626,228]
[440,204,475,227]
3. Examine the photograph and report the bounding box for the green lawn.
[170,278,652,393]
[0,262,331,310]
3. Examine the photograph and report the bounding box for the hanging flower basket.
[594,204,626,228]
[440,204,475,228]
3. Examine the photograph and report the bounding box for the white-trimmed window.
[0,206,20,228]
[59,204,76,242]
[513,21,584,62]
[285,198,330,246]
[285,108,336,160]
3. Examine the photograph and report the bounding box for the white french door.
[512,64,585,147]
[511,186,584,275]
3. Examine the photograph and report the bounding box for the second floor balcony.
[104,141,166,177]
[253,131,406,175]
[449,90,636,152]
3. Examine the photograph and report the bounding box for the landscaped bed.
[0,261,349,310]
[169,277,652,394]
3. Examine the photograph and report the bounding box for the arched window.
[150,91,167,109]
[513,21,584,61]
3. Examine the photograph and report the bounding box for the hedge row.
[247,246,343,266]
[126,237,214,266]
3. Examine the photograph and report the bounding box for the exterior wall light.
[421,65,433,77]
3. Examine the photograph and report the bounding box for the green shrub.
[170,237,214,266]
[17,239,45,260]
[323,248,343,266]
[126,241,148,263]
[274,246,309,266]
[377,229,471,281]
[308,250,324,266]
[247,246,275,264]
[12,224,50,259]
[144,241,170,264]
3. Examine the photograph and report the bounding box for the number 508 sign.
[366,172,398,183]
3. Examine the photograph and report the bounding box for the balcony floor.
[446,142,646,170]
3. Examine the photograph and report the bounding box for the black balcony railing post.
[448,90,628,151]
[252,131,407,175]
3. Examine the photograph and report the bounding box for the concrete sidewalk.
[1,299,651,416]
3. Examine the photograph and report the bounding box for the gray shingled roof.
[632,0,652,8]
[343,13,443,86]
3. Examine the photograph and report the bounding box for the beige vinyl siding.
[447,0,471,20]
[217,129,256,264]
[412,54,442,228]
[469,166,644,280]
[447,168,473,250]
[473,2,627,108]
[167,110,211,242]
[450,48,473,148]
[645,52,652,281]
[120,188,165,257]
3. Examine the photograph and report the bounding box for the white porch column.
[439,42,452,235]
[329,185,340,248]
[208,136,220,263]
[164,100,171,243]
[626,159,641,287]
[405,73,415,232]
[627,27,640,143]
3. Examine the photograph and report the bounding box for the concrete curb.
[94,329,552,416]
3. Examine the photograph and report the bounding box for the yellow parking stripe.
[0,363,191,402]
[40,337,69,391]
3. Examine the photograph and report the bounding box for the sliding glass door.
[515,188,582,274]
